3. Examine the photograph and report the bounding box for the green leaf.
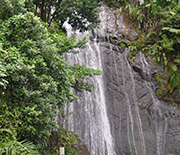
[172,65,177,72]
[174,59,180,63]
[162,27,170,31]
[170,72,179,88]
[169,28,180,34]
[118,7,122,14]
[0,143,5,148]
[176,37,180,43]
[145,4,151,7]
[170,11,176,16]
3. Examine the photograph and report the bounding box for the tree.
[0,10,100,151]
[25,0,101,31]
[0,0,101,153]
[0,0,26,20]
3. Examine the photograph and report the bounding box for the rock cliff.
[62,4,180,155]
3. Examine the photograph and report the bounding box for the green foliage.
[71,64,101,92]
[121,0,180,106]
[1,13,61,145]
[119,42,126,48]
[103,0,122,6]
[0,44,8,88]
[0,5,101,154]
[0,128,40,155]
[0,0,26,20]
[155,70,180,106]
[50,33,88,55]
[57,129,80,155]
[128,31,146,52]
[110,37,115,43]
[25,0,101,32]
[0,139,40,155]
[45,129,81,155]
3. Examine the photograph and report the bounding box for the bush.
[0,11,100,150]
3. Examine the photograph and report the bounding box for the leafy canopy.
[0,0,26,20]
[25,0,101,32]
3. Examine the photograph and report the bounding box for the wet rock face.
[101,45,180,155]
[90,5,138,44]
[96,6,180,155]
[63,5,180,155]
[100,5,138,44]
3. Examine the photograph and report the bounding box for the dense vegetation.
[123,0,180,107]
[105,0,180,107]
[0,0,101,154]
[25,0,101,31]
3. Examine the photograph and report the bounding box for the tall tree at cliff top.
[25,0,101,31]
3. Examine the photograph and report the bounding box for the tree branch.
[48,0,62,26]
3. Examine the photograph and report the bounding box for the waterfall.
[63,6,115,155]
[60,4,180,155]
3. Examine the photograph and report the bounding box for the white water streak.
[139,52,167,155]
[126,57,146,155]
[120,52,138,155]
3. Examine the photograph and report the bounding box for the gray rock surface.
[101,45,180,155]
[62,4,180,155]
[90,5,138,44]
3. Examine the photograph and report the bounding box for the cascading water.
[60,4,180,155]
[123,50,146,155]
[139,52,168,155]
[63,6,115,155]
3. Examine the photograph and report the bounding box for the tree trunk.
[41,0,46,22]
